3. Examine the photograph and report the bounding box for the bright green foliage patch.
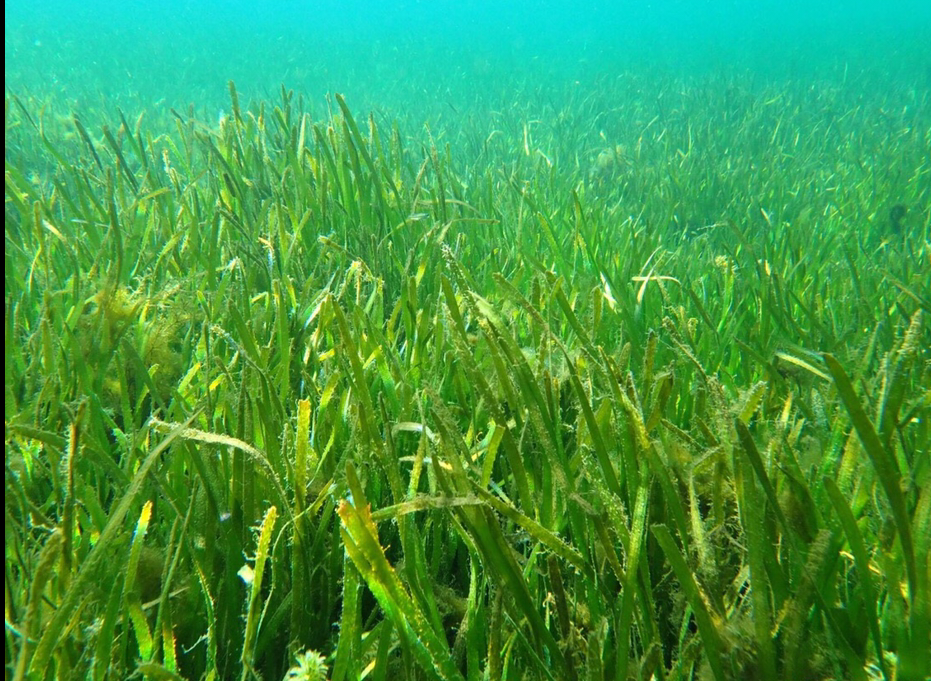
[4,60,930,681]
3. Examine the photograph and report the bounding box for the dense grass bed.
[4,59,930,681]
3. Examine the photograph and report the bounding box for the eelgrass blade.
[823,353,917,602]
[241,505,278,680]
[823,477,889,681]
[28,411,200,678]
[126,501,155,661]
[735,419,799,545]
[334,93,388,223]
[440,274,533,510]
[102,124,139,194]
[338,464,465,681]
[134,663,186,681]
[72,114,104,172]
[733,428,777,681]
[878,312,924,451]
[149,417,292,516]
[617,480,650,676]
[780,529,855,681]
[330,554,362,681]
[60,401,84,593]
[428,396,567,676]
[651,524,728,681]
[93,570,127,680]
[562,353,621,498]
[12,530,64,681]
[469,483,591,578]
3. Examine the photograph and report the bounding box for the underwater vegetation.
[889,205,907,235]
[4,60,931,681]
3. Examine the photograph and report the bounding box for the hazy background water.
[6,0,931,126]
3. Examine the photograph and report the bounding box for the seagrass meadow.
[4,28,931,681]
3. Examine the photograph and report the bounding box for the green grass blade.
[28,412,200,678]
[823,477,888,680]
[126,501,154,661]
[338,497,465,681]
[733,429,777,681]
[241,505,278,680]
[652,524,728,681]
[823,353,917,602]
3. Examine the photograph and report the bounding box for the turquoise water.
[6,0,931,125]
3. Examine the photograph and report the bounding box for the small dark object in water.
[889,204,906,233]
